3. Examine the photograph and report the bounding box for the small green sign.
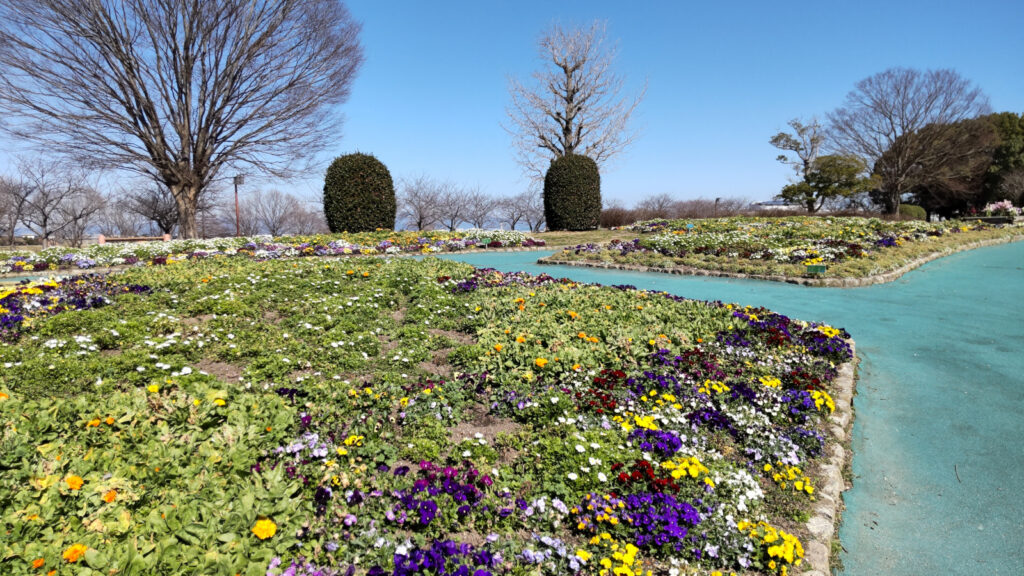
[806,264,827,275]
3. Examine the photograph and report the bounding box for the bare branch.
[0,0,363,237]
[505,21,644,183]
[827,67,990,212]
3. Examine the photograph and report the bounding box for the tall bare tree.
[0,0,363,238]
[398,175,443,231]
[506,21,645,183]
[827,68,990,213]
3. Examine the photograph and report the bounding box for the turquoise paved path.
[442,241,1024,575]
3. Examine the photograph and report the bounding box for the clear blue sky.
[2,0,1023,208]
[307,0,1022,207]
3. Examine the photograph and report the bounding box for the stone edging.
[800,342,857,575]
[537,234,1024,287]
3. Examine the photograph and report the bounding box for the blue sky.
[3,0,1023,208]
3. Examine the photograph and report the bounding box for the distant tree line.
[773,67,1024,218]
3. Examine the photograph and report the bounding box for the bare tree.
[462,187,495,229]
[124,185,179,235]
[0,0,363,238]
[98,195,149,237]
[771,118,824,181]
[506,21,645,183]
[520,189,546,232]
[14,158,98,248]
[57,188,106,247]
[290,201,329,235]
[0,175,28,246]
[250,189,301,236]
[634,193,678,221]
[495,195,529,230]
[398,175,443,231]
[827,68,990,213]
[436,183,469,232]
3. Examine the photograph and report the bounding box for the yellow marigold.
[493,344,502,352]
[65,475,84,490]
[62,543,88,563]
[535,358,548,368]
[213,398,226,406]
[252,517,277,540]
[147,384,159,393]
[86,418,101,427]
[102,489,117,503]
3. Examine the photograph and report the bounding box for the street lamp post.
[233,174,245,237]
[714,197,721,218]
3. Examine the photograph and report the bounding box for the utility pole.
[714,197,721,218]
[233,174,245,236]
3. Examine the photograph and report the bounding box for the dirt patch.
[195,358,245,382]
[263,310,281,324]
[448,402,523,447]
[418,348,453,378]
[391,307,407,323]
[181,314,215,327]
[100,349,122,357]
[428,328,475,346]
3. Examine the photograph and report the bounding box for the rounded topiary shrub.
[898,204,927,221]
[543,154,601,231]
[323,153,396,233]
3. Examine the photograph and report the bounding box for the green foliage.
[898,204,927,220]
[543,154,601,231]
[779,154,873,213]
[323,153,396,232]
[985,112,1024,202]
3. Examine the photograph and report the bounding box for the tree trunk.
[172,185,199,239]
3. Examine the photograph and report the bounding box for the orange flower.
[493,344,502,352]
[62,543,87,563]
[32,558,44,569]
[65,475,84,490]
[535,358,548,368]
[104,417,115,425]
[516,336,526,343]
[102,489,117,503]
[0,391,9,401]
[86,419,100,427]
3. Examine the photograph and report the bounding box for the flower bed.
[545,216,1020,279]
[0,229,545,275]
[0,256,851,575]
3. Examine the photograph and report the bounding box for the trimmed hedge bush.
[543,154,601,231]
[898,204,927,221]
[323,153,396,232]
